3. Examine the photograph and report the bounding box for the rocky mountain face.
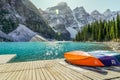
[103,9,117,21]
[8,24,36,41]
[39,2,78,39]
[0,0,56,42]
[91,10,105,21]
[73,7,94,27]
[40,2,119,39]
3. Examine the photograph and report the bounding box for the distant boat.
[64,51,120,67]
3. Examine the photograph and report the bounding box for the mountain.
[40,2,120,39]
[91,10,105,21]
[0,0,56,41]
[103,9,117,21]
[73,7,94,27]
[40,2,76,39]
[40,4,95,38]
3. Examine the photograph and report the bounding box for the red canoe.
[64,51,104,66]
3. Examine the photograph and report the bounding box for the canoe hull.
[99,56,120,66]
[64,51,104,67]
[89,51,120,66]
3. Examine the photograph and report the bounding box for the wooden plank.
[44,68,56,80]
[13,71,23,80]
[46,62,69,80]
[7,71,19,80]
[58,63,91,80]
[10,71,20,80]
[0,63,12,72]
[37,69,46,80]
[0,54,16,64]
[41,61,56,80]
[56,64,86,80]
[0,73,6,80]
[36,62,46,80]
[46,63,63,80]
[24,69,32,80]
[41,66,51,80]
[17,70,29,80]
[6,63,18,72]
[32,62,37,80]
[53,64,74,80]
[0,72,12,80]
[35,69,42,80]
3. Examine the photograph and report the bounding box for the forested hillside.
[0,0,56,41]
[75,14,120,42]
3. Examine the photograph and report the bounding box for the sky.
[30,0,120,13]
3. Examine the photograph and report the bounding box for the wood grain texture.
[0,59,120,80]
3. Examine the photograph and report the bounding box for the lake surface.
[0,42,110,63]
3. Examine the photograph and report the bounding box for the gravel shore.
[103,42,120,52]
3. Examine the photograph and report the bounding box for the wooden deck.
[0,54,16,64]
[0,59,120,80]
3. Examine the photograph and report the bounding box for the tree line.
[75,14,120,42]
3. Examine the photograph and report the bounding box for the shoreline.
[73,41,120,52]
[101,42,120,52]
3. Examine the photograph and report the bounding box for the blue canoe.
[89,51,120,66]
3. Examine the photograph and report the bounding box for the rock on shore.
[8,24,36,42]
[103,42,120,52]
[30,35,47,42]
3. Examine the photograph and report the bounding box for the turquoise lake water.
[0,42,110,63]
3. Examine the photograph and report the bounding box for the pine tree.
[117,13,120,39]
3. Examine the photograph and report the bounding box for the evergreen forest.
[75,14,120,42]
